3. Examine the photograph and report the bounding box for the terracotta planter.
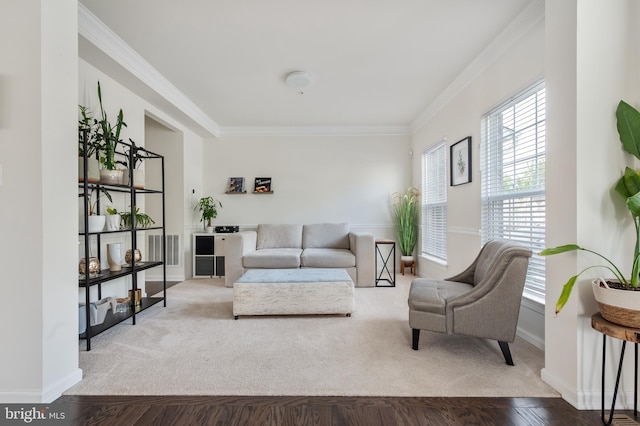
[592,278,640,328]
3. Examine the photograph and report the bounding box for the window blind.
[422,140,447,262]
[481,81,546,302]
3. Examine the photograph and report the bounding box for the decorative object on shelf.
[115,297,131,313]
[253,177,272,193]
[107,242,123,272]
[540,100,640,327]
[128,288,142,306]
[195,196,223,233]
[225,177,246,193]
[125,248,142,266]
[119,206,155,229]
[105,207,121,231]
[450,136,472,186]
[392,187,420,261]
[79,257,101,277]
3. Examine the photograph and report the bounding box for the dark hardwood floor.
[51,396,635,425]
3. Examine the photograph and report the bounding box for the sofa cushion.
[243,248,302,268]
[302,223,350,249]
[301,248,355,268]
[256,224,303,249]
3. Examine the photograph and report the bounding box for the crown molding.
[220,125,411,137]
[78,4,220,137]
[410,0,544,132]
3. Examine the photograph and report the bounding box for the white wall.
[543,0,640,409]
[0,0,81,402]
[201,133,411,233]
[410,9,545,347]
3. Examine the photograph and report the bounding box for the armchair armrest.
[224,231,257,287]
[349,232,375,287]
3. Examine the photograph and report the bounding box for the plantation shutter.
[481,81,546,302]
[422,140,447,262]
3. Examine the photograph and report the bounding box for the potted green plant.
[116,206,156,229]
[540,100,640,327]
[392,187,420,268]
[95,81,127,185]
[117,139,145,188]
[78,105,101,183]
[79,187,112,233]
[195,196,223,233]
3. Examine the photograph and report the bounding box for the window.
[422,140,447,262]
[481,81,546,302]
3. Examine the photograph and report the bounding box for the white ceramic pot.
[87,215,105,233]
[126,168,145,188]
[100,169,124,185]
[105,214,121,231]
[206,226,214,234]
[107,242,123,272]
[592,278,640,328]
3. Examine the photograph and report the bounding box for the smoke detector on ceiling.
[286,71,314,94]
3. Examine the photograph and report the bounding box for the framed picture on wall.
[226,177,246,193]
[450,136,472,186]
[254,177,272,193]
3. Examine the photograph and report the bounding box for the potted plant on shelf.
[117,140,145,188]
[117,206,156,229]
[78,105,101,183]
[195,196,222,233]
[79,187,112,233]
[95,81,127,185]
[540,100,640,328]
[392,187,420,274]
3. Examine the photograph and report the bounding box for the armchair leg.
[412,329,420,350]
[498,341,514,366]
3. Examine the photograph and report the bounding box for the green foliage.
[195,196,223,227]
[96,81,127,171]
[118,206,155,229]
[392,187,420,256]
[78,105,101,158]
[540,100,640,314]
[79,187,112,216]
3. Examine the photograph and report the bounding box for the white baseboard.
[541,367,579,408]
[0,368,82,403]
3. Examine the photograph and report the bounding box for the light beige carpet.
[66,275,558,397]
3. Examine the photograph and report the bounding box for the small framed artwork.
[226,177,246,193]
[450,136,472,186]
[254,177,272,193]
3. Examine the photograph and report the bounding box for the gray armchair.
[407,240,532,365]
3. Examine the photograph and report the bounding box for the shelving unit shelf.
[79,135,166,351]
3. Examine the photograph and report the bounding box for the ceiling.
[79,0,535,136]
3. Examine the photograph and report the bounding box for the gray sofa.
[224,223,375,288]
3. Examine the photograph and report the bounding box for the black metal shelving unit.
[79,134,166,351]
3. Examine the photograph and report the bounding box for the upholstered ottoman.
[233,268,354,319]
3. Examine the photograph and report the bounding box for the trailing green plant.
[118,206,156,229]
[195,196,223,228]
[540,100,640,314]
[96,81,127,171]
[392,187,420,256]
[117,139,145,170]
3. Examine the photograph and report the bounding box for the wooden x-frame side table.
[591,313,639,425]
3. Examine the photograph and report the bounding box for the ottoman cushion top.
[237,268,352,284]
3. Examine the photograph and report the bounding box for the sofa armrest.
[224,231,257,287]
[349,232,375,287]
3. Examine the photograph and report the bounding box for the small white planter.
[87,215,105,233]
[105,214,121,231]
[592,278,640,328]
[78,157,100,183]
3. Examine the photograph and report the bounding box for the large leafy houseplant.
[392,187,420,257]
[96,81,127,171]
[540,100,640,315]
